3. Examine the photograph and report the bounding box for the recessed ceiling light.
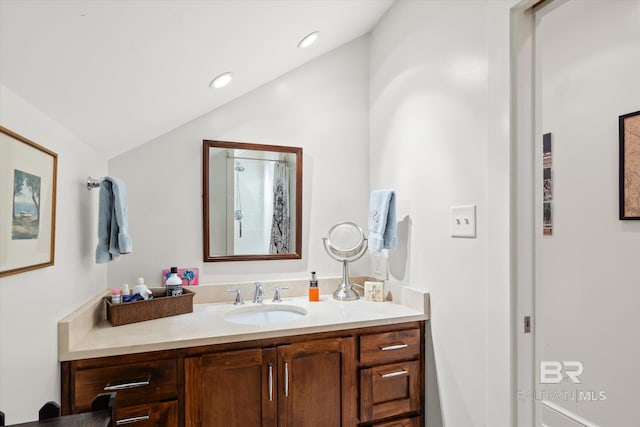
[209,72,233,89]
[297,31,319,49]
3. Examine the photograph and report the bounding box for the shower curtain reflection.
[270,162,290,254]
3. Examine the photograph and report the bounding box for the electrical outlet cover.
[371,252,388,279]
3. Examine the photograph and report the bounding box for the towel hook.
[87,177,102,191]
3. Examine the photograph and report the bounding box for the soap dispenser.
[309,271,319,302]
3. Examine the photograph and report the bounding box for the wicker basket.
[105,288,194,326]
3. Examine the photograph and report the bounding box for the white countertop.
[59,280,429,361]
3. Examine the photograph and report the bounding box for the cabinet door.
[278,337,356,427]
[185,348,277,427]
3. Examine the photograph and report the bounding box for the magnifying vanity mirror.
[203,140,302,262]
[323,222,368,301]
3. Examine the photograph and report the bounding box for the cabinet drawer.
[73,359,177,412]
[360,329,420,366]
[115,400,178,426]
[371,416,420,427]
[360,360,420,423]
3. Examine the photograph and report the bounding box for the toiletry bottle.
[135,277,151,300]
[111,288,122,304]
[122,284,131,298]
[166,267,183,297]
[309,271,319,302]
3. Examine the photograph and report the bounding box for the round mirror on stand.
[322,222,368,301]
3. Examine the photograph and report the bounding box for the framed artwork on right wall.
[619,110,640,219]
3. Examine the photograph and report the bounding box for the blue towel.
[96,177,133,263]
[368,190,397,252]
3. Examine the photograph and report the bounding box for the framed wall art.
[543,132,553,235]
[0,126,57,277]
[619,110,640,219]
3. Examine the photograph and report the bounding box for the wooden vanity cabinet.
[61,321,424,427]
[184,337,357,427]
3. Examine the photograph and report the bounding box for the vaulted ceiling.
[0,0,393,158]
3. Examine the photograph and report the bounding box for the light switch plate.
[450,205,476,238]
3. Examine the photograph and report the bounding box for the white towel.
[96,177,133,263]
[368,190,397,253]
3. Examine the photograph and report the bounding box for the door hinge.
[524,316,531,333]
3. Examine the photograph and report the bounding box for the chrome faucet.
[272,286,288,303]
[253,282,264,303]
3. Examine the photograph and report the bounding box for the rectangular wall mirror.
[203,140,302,262]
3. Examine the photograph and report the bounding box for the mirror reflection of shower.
[222,151,295,256]
[234,162,244,238]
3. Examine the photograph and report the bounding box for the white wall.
[0,85,107,423]
[536,1,640,426]
[369,1,514,426]
[108,37,370,287]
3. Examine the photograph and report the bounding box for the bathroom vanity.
[58,282,429,427]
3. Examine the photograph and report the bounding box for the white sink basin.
[224,304,308,325]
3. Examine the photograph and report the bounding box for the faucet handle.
[226,289,244,305]
[272,286,289,303]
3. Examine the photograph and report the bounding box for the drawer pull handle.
[104,375,151,391]
[380,369,408,378]
[379,343,408,351]
[116,415,150,425]
[268,364,273,401]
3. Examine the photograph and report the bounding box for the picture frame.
[0,126,57,277]
[161,267,200,286]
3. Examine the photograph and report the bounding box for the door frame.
[510,1,545,426]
